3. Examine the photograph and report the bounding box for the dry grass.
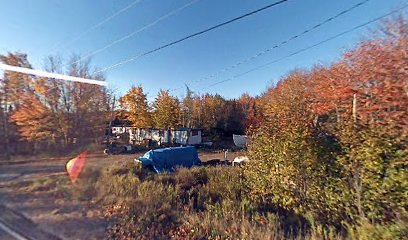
[16,158,406,239]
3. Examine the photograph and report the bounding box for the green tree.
[181,84,194,128]
[152,90,180,128]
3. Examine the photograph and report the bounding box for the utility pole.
[352,93,357,123]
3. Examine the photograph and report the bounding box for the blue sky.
[1,0,406,100]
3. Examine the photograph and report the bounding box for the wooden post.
[352,93,357,123]
[335,104,340,125]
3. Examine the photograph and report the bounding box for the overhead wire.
[67,0,200,67]
[169,0,371,93]
[198,5,408,91]
[190,0,371,85]
[95,0,291,73]
[48,0,144,54]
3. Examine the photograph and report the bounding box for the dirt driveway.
[0,153,134,239]
[0,150,247,239]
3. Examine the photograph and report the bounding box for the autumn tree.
[151,90,180,128]
[65,56,110,145]
[0,75,10,159]
[119,85,151,128]
[245,15,408,227]
[200,94,225,132]
[217,99,245,136]
[0,53,33,157]
[190,93,247,136]
[244,70,340,221]
[1,53,110,153]
[332,16,408,222]
[238,93,262,131]
[181,85,194,128]
[306,17,408,222]
[0,53,32,105]
[10,87,55,142]
[191,95,203,128]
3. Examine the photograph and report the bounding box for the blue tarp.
[138,146,201,173]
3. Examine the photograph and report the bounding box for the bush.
[346,219,408,240]
[101,155,406,239]
[336,124,408,223]
[108,181,181,239]
[94,163,141,204]
[105,165,317,239]
[106,166,254,239]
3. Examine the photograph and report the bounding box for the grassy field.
[1,150,406,240]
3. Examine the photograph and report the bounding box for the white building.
[128,128,202,146]
[111,126,132,135]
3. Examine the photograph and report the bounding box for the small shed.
[172,128,202,145]
[233,134,248,148]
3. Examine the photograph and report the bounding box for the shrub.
[71,166,101,201]
[94,163,141,204]
[336,124,408,223]
[346,219,408,240]
[171,211,284,240]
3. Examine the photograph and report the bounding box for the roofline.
[111,127,203,131]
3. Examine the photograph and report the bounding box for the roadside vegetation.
[1,14,407,240]
[103,16,407,239]
[43,160,404,239]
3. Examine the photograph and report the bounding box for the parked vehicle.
[104,141,134,155]
[135,146,201,173]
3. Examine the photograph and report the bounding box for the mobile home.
[128,128,202,146]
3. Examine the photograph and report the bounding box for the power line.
[96,0,291,73]
[48,0,144,54]
[169,0,371,93]
[188,0,371,86]
[199,5,408,91]
[68,0,200,68]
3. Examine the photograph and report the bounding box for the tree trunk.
[3,101,10,160]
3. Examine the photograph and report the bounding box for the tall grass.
[65,162,406,239]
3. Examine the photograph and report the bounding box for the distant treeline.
[115,85,261,137]
[0,57,260,157]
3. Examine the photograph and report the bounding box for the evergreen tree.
[152,90,180,128]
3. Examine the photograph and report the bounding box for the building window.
[191,130,199,136]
